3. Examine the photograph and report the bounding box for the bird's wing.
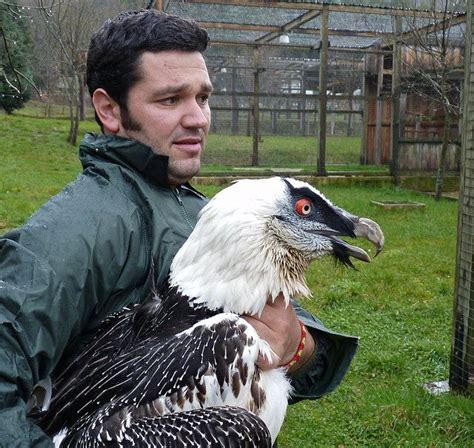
[62,406,272,448]
[50,305,139,392]
[39,313,264,439]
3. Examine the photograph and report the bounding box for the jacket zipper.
[174,188,194,230]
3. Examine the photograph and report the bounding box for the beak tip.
[355,217,384,259]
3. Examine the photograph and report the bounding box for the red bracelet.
[280,321,307,370]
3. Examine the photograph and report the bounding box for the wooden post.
[271,110,277,134]
[375,54,384,165]
[252,67,262,166]
[390,16,402,186]
[247,109,251,137]
[317,5,329,176]
[330,113,336,135]
[347,99,353,137]
[400,92,407,138]
[450,0,474,396]
[360,71,369,164]
[211,109,217,133]
[300,68,307,136]
[154,0,164,11]
[231,67,239,134]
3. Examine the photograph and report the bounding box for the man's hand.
[243,293,316,374]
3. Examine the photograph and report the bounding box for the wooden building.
[363,37,464,171]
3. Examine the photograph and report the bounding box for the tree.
[399,0,465,199]
[0,0,33,113]
[31,1,99,145]
[30,0,135,145]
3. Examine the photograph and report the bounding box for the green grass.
[0,114,97,231]
[1,113,472,447]
[204,134,370,168]
[12,101,383,171]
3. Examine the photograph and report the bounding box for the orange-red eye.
[295,198,312,217]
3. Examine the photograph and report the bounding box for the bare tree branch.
[0,25,23,92]
[14,68,42,96]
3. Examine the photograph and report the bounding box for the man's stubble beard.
[120,106,142,133]
[120,105,204,184]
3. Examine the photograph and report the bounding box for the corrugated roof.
[275,0,463,11]
[167,1,465,49]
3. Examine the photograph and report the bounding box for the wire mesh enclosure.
[451,0,473,397]
[163,0,465,173]
[203,44,365,168]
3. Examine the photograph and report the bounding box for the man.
[0,10,358,446]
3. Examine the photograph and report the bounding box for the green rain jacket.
[0,133,358,447]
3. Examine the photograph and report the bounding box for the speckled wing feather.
[63,406,271,447]
[37,310,265,445]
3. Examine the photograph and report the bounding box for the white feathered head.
[170,177,384,315]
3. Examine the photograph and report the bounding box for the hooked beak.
[332,216,384,266]
[353,217,385,258]
[314,215,384,267]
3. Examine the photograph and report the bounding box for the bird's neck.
[169,233,312,315]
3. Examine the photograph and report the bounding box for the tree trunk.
[434,110,451,200]
[70,101,80,146]
[67,94,74,145]
[79,73,86,122]
[67,74,80,145]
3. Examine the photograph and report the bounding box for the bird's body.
[34,177,384,447]
[41,284,287,447]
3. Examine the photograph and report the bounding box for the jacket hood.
[79,133,170,187]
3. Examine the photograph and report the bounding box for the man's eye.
[198,95,209,105]
[160,97,178,105]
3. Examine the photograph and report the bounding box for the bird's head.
[170,177,384,315]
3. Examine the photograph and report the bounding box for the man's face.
[117,50,212,185]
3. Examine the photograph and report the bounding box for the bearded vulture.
[33,177,384,447]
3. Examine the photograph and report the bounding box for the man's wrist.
[287,325,317,374]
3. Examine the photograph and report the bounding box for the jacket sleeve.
[0,177,149,446]
[289,301,359,403]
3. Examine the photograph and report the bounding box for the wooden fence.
[398,140,460,171]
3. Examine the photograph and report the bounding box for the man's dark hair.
[86,10,209,128]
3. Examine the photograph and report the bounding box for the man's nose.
[182,100,210,129]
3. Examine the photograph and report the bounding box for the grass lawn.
[203,134,368,168]
[14,101,387,173]
[1,113,472,446]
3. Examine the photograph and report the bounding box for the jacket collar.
[79,133,171,187]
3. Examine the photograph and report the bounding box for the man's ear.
[92,88,122,134]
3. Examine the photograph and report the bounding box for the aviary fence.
[202,44,365,169]
[203,40,463,172]
[451,0,473,397]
